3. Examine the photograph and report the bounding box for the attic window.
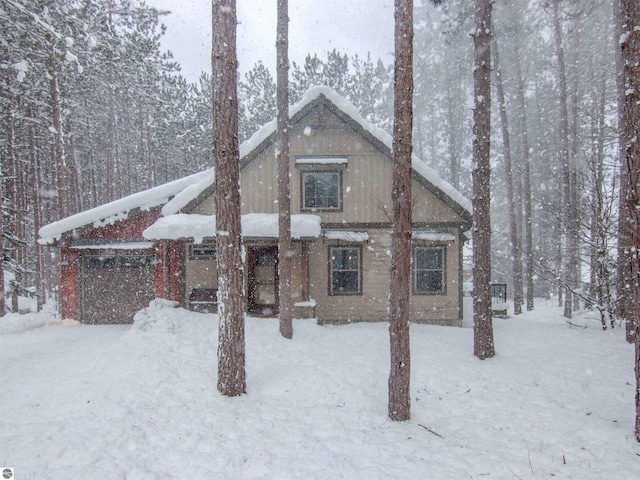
[301,171,342,211]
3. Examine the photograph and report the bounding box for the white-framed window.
[329,246,361,295]
[413,246,445,294]
[301,171,341,211]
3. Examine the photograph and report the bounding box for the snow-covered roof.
[39,86,471,244]
[166,86,471,218]
[69,241,155,250]
[295,157,348,165]
[323,230,370,242]
[293,87,472,216]
[143,213,322,244]
[38,169,212,245]
[413,231,456,242]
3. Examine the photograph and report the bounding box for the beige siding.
[309,229,462,325]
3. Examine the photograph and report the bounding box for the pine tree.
[614,0,636,344]
[388,0,414,422]
[276,0,293,339]
[619,0,640,442]
[212,0,246,397]
[472,0,495,360]
[493,24,523,316]
[238,62,276,141]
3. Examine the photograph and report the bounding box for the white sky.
[146,0,395,83]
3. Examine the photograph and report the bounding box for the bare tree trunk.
[106,4,118,202]
[4,98,18,314]
[614,0,635,343]
[619,0,640,442]
[493,30,523,316]
[48,43,67,220]
[519,93,534,312]
[472,0,495,360]
[388,0,413,422]
[29,111,44,311]
[0,164,4,317]
[277,0,293,339]
[568,24,581,314]
[213,0,246,397]
[551,0,573,319]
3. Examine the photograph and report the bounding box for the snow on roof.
[413,231,456,242]
[162,169,214,216]
[295,157,348,165]
[38,169,212,245]
[143,213,321,245]
[236,86,470,216]
[69,241,155,250]
[323,230,370,242]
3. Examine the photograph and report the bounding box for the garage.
[79,248,155,324]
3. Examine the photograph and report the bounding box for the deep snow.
[1,299,638,479]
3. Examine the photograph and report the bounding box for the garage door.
[80,254,155,324]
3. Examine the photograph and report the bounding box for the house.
[39,86,472,326]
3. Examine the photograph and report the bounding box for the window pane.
[304,172,340,209]
[416,271,442,292]
[414,247,445,293]
[256,253,276,266]
[332,248,359,270]
[416,248,442,269]
[85,256,117,269]
[332,271,359,293]
[330,247,360,294]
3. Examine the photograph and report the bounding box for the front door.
[248,246,279,315]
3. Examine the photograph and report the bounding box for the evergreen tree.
[618,0,640,442]
[238,62,276,141]
[276,0,293,339]
[389,0,414,422]
[212,0,246,397]
[472,0,495,360]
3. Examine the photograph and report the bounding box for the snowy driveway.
[1,304,639,480]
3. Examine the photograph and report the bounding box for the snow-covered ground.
[1,299,638,479]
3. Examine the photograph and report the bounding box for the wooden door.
[247,246,279,315]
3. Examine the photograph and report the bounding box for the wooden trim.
[247,245,279,314]
[301,241,309,301]
[321,222,465,230]
[458,230,465,321]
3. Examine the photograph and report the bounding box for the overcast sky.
[146,0,395,83]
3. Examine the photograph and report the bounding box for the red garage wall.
[59,209,162,320]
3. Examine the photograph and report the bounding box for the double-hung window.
[413,246,445,294]
[329,246,361,295]
[302,171,341,210]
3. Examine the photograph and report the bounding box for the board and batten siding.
[309,229,462,325]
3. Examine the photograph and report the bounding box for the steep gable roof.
[175,86,472,223]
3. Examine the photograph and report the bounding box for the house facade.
[39,87,472,325]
